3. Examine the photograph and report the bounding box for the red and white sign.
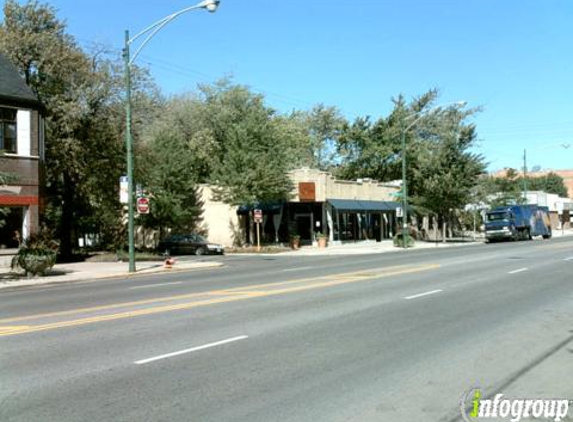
[254,209,263,223]
[137,197,150,214]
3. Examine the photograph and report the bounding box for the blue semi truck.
[484,205,552,242]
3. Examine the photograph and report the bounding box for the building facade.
[200,168,401,247]
[0,54,44,248]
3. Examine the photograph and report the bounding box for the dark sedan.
[157,234,224,256]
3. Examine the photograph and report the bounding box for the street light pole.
[123,0,220,272]
[399,101,466,249]
[123,31,136,272]
[400,119,409,248]
[522,148,527,203]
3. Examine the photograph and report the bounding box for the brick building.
[0,53,44,248]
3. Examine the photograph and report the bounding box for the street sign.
[254,209,263,223]
[137,197,150,214]
[119,176,129,204]
[396,207,403,217]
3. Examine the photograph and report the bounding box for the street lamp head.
[457,101,467,107]
[201,0,220,12]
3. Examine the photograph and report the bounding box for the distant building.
[525,191,572,230]
[492,168,573,199]
[0,53,45,248]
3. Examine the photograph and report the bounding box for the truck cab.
[485,209,518,242]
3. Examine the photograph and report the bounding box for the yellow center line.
[0,265,413,324]
[0,264,440,337]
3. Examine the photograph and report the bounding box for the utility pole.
[522,149,527,203]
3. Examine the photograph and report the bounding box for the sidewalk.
[284,228,573,256]
[0,259,223,290]
[280,238,481,256]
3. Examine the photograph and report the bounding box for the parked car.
[157,234,224,256]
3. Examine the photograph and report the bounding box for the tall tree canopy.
[0,0,159,254]
[336,90,486,221]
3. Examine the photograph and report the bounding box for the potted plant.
[393,227,416,248]
[11,234,59,277]
[289,233,301,250]
[316,232,328,248]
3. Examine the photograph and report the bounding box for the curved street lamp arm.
[403,101,466,133]
[128,0,218,65]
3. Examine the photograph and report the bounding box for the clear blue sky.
[7,0,573,172]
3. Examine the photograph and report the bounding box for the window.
[0,107,17,153]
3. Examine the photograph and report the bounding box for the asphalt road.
[1,238,572,421]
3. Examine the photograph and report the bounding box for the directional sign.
[137,197,150,214]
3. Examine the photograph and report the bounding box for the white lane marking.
[404,289,443,300]
[564,257,573,261]
[282,266,313,272]
[508,268,528,274]
[129,282,183,290]
[134,335,249,365]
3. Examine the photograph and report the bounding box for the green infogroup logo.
[461,388,570,422]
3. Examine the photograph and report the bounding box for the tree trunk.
[59,174,74,260]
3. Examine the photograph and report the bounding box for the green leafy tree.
[137,129,204,237]
[197,80,293,206]
[304,104,345,170]
[336,89,486,231]
[1,1,161,254]
[523,172,568,197]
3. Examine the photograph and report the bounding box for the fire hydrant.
[164,256,176,269]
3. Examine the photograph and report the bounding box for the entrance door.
[295,214,312,244]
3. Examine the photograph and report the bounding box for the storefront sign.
[299,182,316,202]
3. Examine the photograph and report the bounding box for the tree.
[198,80,294,206]
[304,104,345,170]
[336,89,486,232]
[479,169,569,209]
[525,172,568,197]
[1,1,161,255]
[137,127,204,237]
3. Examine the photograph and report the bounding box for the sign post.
[254,209,263,251]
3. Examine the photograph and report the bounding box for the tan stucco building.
[199,168,401,247]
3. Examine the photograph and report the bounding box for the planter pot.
[290,236,301,250]
[317,237,328,248]
[15,252,56,276]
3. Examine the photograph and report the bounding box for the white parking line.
[135,335,249,365]
[508,268,528,274]
[129,282,183,290]
[282,266,313,272]
[564,257,573,261]
[404,289,443,300]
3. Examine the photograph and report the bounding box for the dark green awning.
[236,202,284,215]
[327,199,401,212]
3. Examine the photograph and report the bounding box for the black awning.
[327,198,400,212]
[236,202,284,215]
